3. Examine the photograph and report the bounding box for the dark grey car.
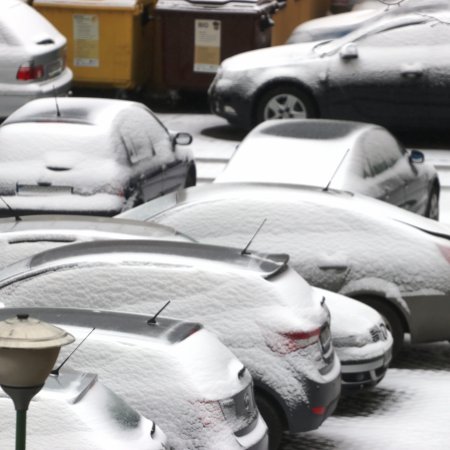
[0,97,196,217]
[215,119,440,219]
[209,4,450,132]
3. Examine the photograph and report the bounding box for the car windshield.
[314,14,428,56]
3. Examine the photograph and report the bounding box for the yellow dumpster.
[271,0,330,46]
[33,0,155,90]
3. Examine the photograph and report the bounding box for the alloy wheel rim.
[264,94,307,120]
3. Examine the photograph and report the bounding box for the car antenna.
[0,196,21,221]
[51,327,96,376]
[147,300,171,325]
[323,148,350,192]
[53,85,61,118]
[241,218,266,255]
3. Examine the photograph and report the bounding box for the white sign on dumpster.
[73,14,100,68]
[194,19,221,73]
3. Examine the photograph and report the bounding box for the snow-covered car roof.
[119,182,450,240]
[0,239,289,285]
[215,119,376,187]
[2,97,154,128]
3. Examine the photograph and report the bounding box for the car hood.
[220,41,319,72]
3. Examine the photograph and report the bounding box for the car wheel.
[255,393,284,450]
[255,85,317,125]
[425,186,439,221]
[184,166,196,188]
[356,296,404,359]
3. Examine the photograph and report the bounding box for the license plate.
[48,59,63,78]
[17,184,73,196]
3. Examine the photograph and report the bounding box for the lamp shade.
[0,315,74,388]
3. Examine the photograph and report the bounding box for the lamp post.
[0,314,74,450]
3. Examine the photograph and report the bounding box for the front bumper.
[208,74,254,129]
[340,346,393,393]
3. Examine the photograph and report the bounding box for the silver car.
[215,119,440,219]
[0,308,265,450]
[119,182,450,357]
[0,97,196,217]
[0,0,72,118]
[0,369,169,450]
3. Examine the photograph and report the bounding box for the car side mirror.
[174,132,193,146]
[339,43,358,60]
[409,149,424,164]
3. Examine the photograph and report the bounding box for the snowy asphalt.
[154,101,450,450]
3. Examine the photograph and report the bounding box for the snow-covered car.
[0,214,194,270]
[208,4,450,132]
[0,369,168,450]
[118,183,450,357]
[215,119,440,219]
[0,97,196,217]
[287,8,381,43]
[288,0,447,44]
[0,309,265,450]
[0,240,341,449]
[0,0,72,118]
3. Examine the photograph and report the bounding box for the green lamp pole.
[0,314,74,450]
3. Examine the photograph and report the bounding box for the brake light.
[437,243,450,264]
[267,328,321,355]
[17,64,44,81]
[311,406,326,415]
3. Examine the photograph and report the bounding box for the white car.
[0,308,267,450]
[118,182,450,357]
[0,0,72,118]
[215,119,439,219]
[0,97,196,217]
[0,239,341,449]
[0,369,168,450]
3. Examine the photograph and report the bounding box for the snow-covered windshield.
[314,14,427,56]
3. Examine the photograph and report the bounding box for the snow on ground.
[282,340,450,449]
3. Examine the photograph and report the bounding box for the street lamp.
[0,314,74,450]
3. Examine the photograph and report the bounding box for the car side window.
[361,129,403,178]
[117,109,156,164]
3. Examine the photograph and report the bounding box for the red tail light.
[17,64,44,81]
[311,406,326,416]
[267,328,321,355]
[437,243,450,264]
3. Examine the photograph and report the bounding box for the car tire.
[356,296,404,359]
[255,393,284,450]
[184,166,196,188]
[255,85,317,125]
[425,185,439,221]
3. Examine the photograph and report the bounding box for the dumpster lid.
[33,0,143,9]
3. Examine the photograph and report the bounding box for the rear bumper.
[236,412,268,450]
[340,347,392,393]
[0,68,72,117]
[0,192,124,218]
[286,370,341,433]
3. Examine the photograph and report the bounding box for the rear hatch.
[2,1,67,83]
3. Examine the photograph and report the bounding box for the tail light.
[196,400,225,428]
[17,64,44,81]
[267,328,321,355]
[437,243,450,264]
